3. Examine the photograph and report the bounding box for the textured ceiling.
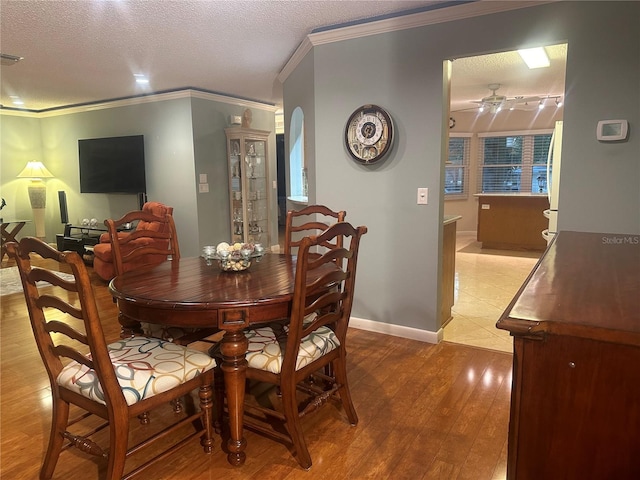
[0,1,565,113]
[451,43,567,113]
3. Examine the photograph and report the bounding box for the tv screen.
[78,135,146,194]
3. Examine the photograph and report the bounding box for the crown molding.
[0,89,277,118]
[278,1,550,84]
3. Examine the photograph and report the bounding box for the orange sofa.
[93,202,174,281]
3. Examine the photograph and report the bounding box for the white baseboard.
[349,317,443,344]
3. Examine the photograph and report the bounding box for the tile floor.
[443,232,542,353]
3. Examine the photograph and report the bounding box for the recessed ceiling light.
[518,47,550,69]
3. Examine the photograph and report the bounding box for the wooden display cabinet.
[225,127,271,246]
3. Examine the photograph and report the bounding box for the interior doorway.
[443,44,567,352]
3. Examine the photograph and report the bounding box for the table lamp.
[17,161,54,239]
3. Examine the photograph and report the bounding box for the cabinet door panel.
[512,335,640,479]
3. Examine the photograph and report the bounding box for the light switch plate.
[417,187,428,205]
[198,183,209,193]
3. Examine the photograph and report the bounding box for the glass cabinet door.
[226,128,270,246]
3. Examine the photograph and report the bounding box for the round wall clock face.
[345,104,394,164]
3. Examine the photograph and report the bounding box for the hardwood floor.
[0,256,511,479]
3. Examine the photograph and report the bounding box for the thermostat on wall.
[596,119,628,141]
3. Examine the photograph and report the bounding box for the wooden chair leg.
[106,417,130,480]
[281,383,312,470]
[138,412,150,425]
[171,398,183,414]
[41,398,70,480]
[199,383,214,454]
[213,366,225,434]
[333,359,358,426]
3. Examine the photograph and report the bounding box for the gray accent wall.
[1,94,276,257]
[283,1,640,336]
[191,98,277,250]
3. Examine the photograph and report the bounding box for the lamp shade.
[17,161,54,179]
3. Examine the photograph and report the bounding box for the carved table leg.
[118,310,144,338]
[220,329,249,466]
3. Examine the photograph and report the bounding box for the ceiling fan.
[459,83,546,114]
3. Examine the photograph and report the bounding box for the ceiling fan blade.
[512,95,541,103]
[452,106,485,113]
[512,101,540,111]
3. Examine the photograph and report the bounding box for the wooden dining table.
[108,253,333,466]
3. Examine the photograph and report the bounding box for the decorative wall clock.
[344,104,394,164]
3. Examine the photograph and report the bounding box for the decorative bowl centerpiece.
[203,242,265,272]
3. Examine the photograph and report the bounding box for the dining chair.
[283,204,346,256]
[6,237,215,480]
[213,221,367,469]
[102,205,217,345]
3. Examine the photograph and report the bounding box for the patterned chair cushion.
[245,318,339,374]
[57,336,215,406]
[141,322,204,343]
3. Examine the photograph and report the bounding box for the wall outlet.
[481,204,490,210]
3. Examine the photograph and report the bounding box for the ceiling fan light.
[518,47,550,69]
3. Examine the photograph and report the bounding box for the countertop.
[496,230,640,345]
[443,214,462,225]
[474,193,547,198]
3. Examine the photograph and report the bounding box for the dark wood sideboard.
[497,231,640,479]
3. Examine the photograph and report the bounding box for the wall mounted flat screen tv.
[79,135,146,194]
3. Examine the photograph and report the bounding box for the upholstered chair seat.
[238,313,340,374]
[58,336,214,405]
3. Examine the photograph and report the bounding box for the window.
[478,131,552,194]
[445,135,471,198]
[289,107,307,200]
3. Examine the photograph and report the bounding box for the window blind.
[477,132,552,194]
[445,134,471,198]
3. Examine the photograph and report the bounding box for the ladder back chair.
[7,237,215,480]
[104,206,217,345]
[213,221,367,469]
[284,204,346,256]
